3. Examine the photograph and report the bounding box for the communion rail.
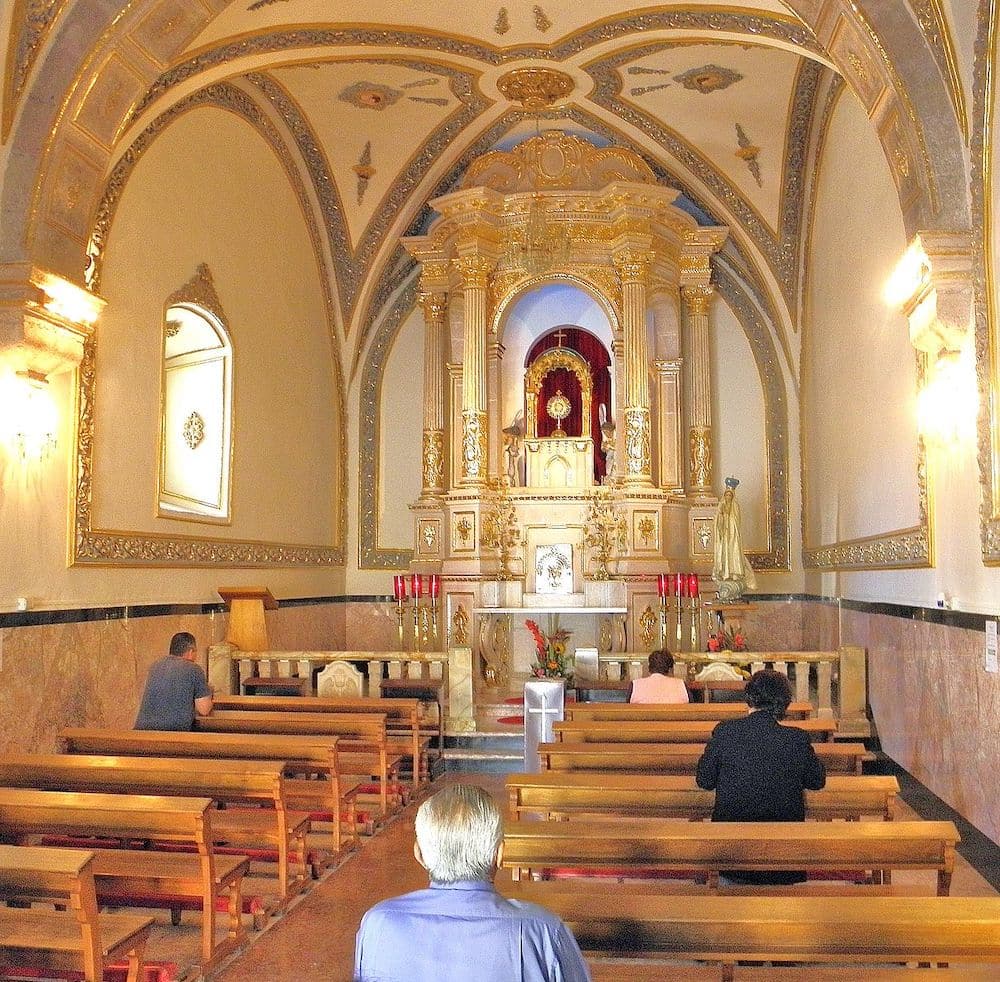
[594,646,869,738]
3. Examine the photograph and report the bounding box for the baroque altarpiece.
[402,132,729,682]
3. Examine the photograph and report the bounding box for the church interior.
[1,1,999,979]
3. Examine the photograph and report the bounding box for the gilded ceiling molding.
[713,262,789,571]
[80,80,347,567]
[130,13,821,121]
[2,0,69,141]
[72,338,345,567]
[358,277,420,569]
[970,0,1000,564]
[247,62,487,330]
[587,49,822,311]
[907,0,968,140]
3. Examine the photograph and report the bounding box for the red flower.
[707,636,720,652]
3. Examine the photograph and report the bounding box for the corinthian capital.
[419,291,448,324]
[682,283,715,316]
[613,250,653,285]
[454,255,494,289]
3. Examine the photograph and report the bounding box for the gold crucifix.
[553,328,567,348]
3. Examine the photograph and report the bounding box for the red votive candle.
[664,573,675,597]
[688,573,699,598]
[429,574,440,599]
[410,573,422,599]
[657,573,667,598]
[678,573,688,598]
[392,575,402,601]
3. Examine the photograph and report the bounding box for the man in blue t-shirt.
[134,631,213,730]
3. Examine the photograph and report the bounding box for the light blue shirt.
[354,880,591,982]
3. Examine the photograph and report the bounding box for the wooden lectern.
[218,586,278,651]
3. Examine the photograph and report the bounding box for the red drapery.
[526,327,612,482]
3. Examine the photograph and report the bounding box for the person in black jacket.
[695,668,826,884]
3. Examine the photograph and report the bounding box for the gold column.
[455,255,493,485]
[418,285,447,497]
[615,250,654,487]
[487,339,505,478]
[683,284,714,495]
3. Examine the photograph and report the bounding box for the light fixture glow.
[917,348,978,447]
[2,370,60,462]
[883,243,930,309]
[33,270,103,326]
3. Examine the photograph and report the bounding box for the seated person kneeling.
[354,784,591,982]
[695,668,826,885]
[627,648,689,703]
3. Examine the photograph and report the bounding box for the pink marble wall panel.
[844,609,1000,846]
[345,600,428,650]
[732,600,806,651]
[267,604,345,650]
[801,600,841,650]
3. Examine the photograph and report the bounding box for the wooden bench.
[507,773,900,822]
[565,702,814,722]
[501,818,960,895]
[553,718,837,744]
[539,742,872,775]
[506,889,1000,979]
[213,694,436,787]
[0,788,250,970]
[0,753,310,902]
[0,844,154,982]
[59,728,355,854]
[194,711,401,818]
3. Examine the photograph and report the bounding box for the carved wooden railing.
[594,647,869,738]
[208,645,448,699]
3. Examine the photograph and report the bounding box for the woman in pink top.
[628,649,690,703]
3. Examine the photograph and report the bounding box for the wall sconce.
[0,369,59,462]
[917,347,978,447]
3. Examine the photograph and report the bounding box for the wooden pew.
[507,773,900,822]
[59,728,355,854]
[539,742,872,775]
[553,718,837,744]
[194,711,400,818]
[506,888,1000,979]
[502,818,960,895]
[0,753,310,902]
[0,845,154,982]
[213,694,435,788]
[0,788,250,970]
[565,702,813,722]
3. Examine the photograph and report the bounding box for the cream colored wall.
[712,294,767,551]
[0,105,346,610]
[378,304,423,547]
[803,89,920,545]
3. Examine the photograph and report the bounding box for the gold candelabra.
[655,573,702,653]
[480,477,521,580]
[392,573,439,651]
[582,486,627,580]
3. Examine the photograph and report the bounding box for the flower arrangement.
[707,625,748,653]
[525,619,573,680]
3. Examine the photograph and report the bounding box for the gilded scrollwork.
[451,603,469,646]
[689,425,712,491]
[639,604,658,647]
[623,407,651,479]
[422,429,444,492]
[461,410,488,480]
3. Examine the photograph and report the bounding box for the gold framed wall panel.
[71,339,343,568]
[971,0,1000,564]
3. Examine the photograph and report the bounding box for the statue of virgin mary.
[712,477,757,601]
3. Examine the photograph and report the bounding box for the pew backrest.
[506,773,900,821]
[565,702,813,722]
[553,718,837,744]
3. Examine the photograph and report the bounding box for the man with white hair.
[354,783,590,981]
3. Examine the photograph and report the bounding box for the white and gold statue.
[712,476,757,601]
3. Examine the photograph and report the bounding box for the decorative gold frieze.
[803,526,932,570]
[496,67,574,110]
[689,425,713,492]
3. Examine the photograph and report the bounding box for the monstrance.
[546,388,571,438]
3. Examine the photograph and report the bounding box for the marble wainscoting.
[840,607,999,846]
[0,612,220,755]
[343,599,436,651]
[264,602,345,650]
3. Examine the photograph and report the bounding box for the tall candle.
[688,573,699,598]
[657,573,667,598]
[429,574,440,599]
[392,575,403,601]
[411,573,423,599]
[678,573,687,598]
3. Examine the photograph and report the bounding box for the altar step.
[440,731,525,774]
